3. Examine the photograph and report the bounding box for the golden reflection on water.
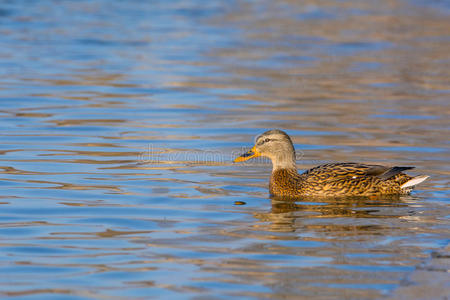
[187,196,436,299]
[255,196,408,233]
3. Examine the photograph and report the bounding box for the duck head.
[234,129,297,170]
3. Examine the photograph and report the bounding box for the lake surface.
[0,1,449,299]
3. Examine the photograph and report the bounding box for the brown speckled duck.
[234,129,429,197]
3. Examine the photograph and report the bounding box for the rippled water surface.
[1,1,449,299]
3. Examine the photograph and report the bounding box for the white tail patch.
[400,175,429,189]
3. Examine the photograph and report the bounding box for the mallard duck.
[234,129,429,197]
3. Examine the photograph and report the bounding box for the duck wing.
[376,166,414,180]
[303,163,413,180]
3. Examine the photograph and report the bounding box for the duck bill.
[234,146,261,162]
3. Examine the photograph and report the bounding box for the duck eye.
[264,138,271,143]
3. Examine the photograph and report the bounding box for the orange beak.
[234,146,261,162]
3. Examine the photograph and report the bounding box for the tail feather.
[400,175,429,189]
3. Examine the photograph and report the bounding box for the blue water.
[0,0,449,299]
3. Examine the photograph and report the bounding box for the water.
[0,0,449,299]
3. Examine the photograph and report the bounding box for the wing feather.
[303,163,413,180]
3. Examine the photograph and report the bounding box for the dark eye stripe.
[257,137,276,145]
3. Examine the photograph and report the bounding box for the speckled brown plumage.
[270,163,413,197]
[234,129,429,198]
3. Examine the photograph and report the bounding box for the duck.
[234,129,429,197]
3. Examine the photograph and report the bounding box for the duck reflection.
[254,195,410,233]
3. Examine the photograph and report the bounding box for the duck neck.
[270,152,297,173]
